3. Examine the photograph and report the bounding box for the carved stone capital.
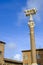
[28,21,35,28]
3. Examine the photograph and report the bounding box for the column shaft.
[29,21,37,63]
[30,27,37,63]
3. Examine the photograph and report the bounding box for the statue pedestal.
[32,63,38,65]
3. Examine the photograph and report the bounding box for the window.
[36,54,40,59]
[38,63,41,65]
[23,63,28,65]
[25,64,28,65]
[23,55,28,60]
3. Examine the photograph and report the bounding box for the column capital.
[28,21,35,28]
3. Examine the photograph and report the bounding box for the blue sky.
[0,0,43,61]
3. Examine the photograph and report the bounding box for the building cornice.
[0,41,6,44]
[4,58,23,64]
[22,49,43,52]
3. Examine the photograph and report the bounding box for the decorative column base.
[32,63,38,65]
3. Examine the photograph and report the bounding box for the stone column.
[28,21,37,65]
[24,8,38,65]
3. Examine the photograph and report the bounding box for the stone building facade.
[0,41,23,65]
[0,41,43,65]
[22,49,43,65]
